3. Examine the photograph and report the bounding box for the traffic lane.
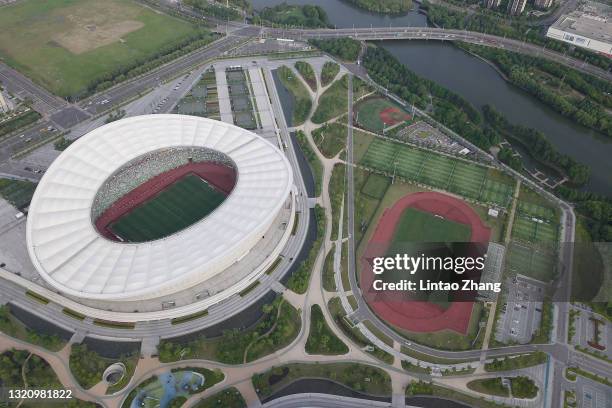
[0,122,56,161]
[80,36,245,115]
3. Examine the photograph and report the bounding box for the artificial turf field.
[0,0,203,97]
[109,174,226,242]
[359,137,514,207]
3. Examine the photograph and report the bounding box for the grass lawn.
[392,207,472,243]
[312,74,348,124]
[295,61,316,91]
[312,122,346,158]
[329,163,345,240]
[0,0,204,98]
[277,66,311,126]
[305,305,348,355]
[109,174,226,242]
[322,246,336,292]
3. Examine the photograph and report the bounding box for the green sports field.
[359,138,514,207]
[355,97,411,133]
[0,0,203,97]
[109,175,226,242]
[392,208,472,243]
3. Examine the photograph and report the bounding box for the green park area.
[320,61,340,87]
[158,297,300,364]
[0,305,67,352]
[1,349,98,408]
[312,122,347,158]
[252,363,391,399]
[305,304,348,355]
[70,343,139,392]
[0,0,209,98]
[312,75,350,124]
[276,66,311,126]
[295,61,316,91]
[122,368,224,408]
[109,174,226,242]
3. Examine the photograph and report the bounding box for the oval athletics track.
[360,191,491,334]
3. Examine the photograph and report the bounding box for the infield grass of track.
[359,137,514,207]
[0,0,202,97]
[109,174,226,242]
[392,207,472,243]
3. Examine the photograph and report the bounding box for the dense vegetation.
[312,75,350,123]
[510,376,539,398]
[253,363,391,398]
[305,305,348,355]
[54,136,74,151]
[277,65,311,125]
[556,187,612,241]
[0,306,65,351]
[422,1,610,71]
[192,387,246,408]
[461,44,612,137]
[69,344,138,390]
[309,38,361,61]
[344,0,412,13]
[0,110,40,137]
[253,3,330,28]
[321,61,340,87]
[467,377,509,397]
[295,130,323,196]
[363,45,498,150]
[483,105,591,186]
[295,61,317,91]
[287,205,325,293]
[183,0,242,20]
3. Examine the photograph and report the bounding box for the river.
[253,0,612,195]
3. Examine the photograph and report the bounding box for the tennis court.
[109,174,226,242]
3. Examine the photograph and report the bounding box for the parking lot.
[577,376,612,408]
[495,275,546,344]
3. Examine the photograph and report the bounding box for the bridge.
[260,26,612,81]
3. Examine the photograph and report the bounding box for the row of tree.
[343,0,412,14]
[483,105,591,186]
[309,38,361,62]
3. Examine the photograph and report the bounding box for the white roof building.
[26,115,293,301]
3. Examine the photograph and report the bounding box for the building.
[534,0,553,9]
[547,1,612,56]
[507,0,527,15]
[0,91,11,113]
[484,0,501,9]
[26,114,295,318]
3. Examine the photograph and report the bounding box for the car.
[24,138,32,143]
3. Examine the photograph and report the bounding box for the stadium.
[26,115,295,314]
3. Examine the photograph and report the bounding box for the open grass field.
[312,122,346,158]
[0,0,201,97]
[109,174,225,242]
[276,66,311,126]
[392,208,471,243]
[312,74,348,124]
[359,137,514,208]
[355,97,411,133]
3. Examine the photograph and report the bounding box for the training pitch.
[109,174,226,242]
[0,0,202,97]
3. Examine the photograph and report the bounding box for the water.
[253,0,612,195]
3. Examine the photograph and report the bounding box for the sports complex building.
[25,115,295,318]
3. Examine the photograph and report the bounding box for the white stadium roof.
[26,115,293,301]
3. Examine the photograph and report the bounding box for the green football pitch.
[109,174,226,242]
[391,207,472,243]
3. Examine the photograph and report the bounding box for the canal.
[252,0,612,195]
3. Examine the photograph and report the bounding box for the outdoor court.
[360,138,514,207]
[360,191,491,334]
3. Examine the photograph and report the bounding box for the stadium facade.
[26,115,295,319]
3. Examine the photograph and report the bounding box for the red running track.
[95,162,236,241]
[360,191,491,335]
